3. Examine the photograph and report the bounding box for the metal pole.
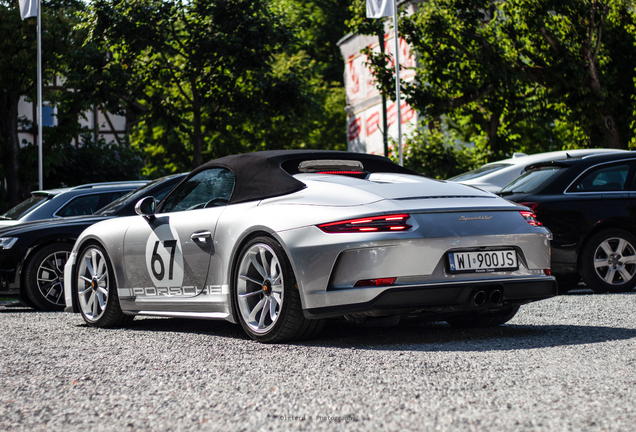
[36,0,43,190]
[378,29,389,159]
[392,0,403,166]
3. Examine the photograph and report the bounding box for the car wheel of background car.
[445,305,520,328]
[580,229,636,294]
[233,236,324,343]
[23,243,72,311]
[75,244,132,327]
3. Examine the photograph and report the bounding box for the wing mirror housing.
[135,196,156,221]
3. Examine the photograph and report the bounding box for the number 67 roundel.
[145,224,185,287]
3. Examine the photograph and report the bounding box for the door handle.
[191,231,212,242]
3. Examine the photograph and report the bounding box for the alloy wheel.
[593,236,636,285]
[36,251,69,307]
[77,247,110,322]
[236,243,284,334]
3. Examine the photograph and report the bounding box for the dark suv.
[498,151,636,293]
[0,174,186,311]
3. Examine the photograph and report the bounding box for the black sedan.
[0,174,186,311]
[498,151,636,293]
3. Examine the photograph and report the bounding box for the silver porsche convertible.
[64,150,556,342]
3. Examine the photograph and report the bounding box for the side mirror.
[135,196,156,221]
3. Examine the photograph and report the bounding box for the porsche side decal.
[118,285,223,298]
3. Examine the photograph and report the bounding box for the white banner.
[18,0,37,19]
[366,0,393,19]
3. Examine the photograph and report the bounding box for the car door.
[567,161,634,206]
[121,168,235,302]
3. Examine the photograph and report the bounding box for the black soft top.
[190,150,419,204]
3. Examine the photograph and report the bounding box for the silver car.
[449,149,628,192]
[64,150,556,342]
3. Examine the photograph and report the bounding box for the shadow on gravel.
[85,315,636,352]
[98,317,249,340]
[0,301,38,313]
[309,319,636,352]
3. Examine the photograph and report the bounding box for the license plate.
[448,250,517,273]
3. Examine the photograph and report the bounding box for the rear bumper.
[0,269,19,296]
[303,277,557,319]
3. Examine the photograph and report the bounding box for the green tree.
[0,0,87,205]
[223,0,351,160]
[0,0,139,211]
[361,0,636,160]
[346,0,392,157]
[389,124,476,178]
[499,0,636,149]
[271,0,352,83]
[84,0,306,172]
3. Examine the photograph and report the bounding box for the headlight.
[0,238,18,250]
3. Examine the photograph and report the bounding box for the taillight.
[316,171,364,175]
[318,214,411,233]
[520,202,542,212]
[354,277,397,287]
[519,210,542,226]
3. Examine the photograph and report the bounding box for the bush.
[44,134,145,187]
[389,125,476,179]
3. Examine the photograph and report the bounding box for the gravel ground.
[1,291,636,431]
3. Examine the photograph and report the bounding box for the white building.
[17,76,127,147]
[337,1,419,156]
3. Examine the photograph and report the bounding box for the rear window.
[448,164,512,182]
[500,166,564,194]
[0,194,49,220]
[567,163,631,192]
[55,194,104,217]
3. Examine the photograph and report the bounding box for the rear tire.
[232,236,323,343]
[23,243,72,311]
[75,244,132,327]
[579,229,636,294]
[446,305,520,328]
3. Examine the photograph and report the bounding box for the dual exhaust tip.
[471,287,503,307]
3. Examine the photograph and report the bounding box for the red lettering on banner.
[367,112,380,136]
[386,102,415,127]
[366,55,377,89]
[399,37,415,69]
[383,36,414,73]
[401,101,415,124]
[387,103,397,127]
[384,39,395,69]
[348,57,359,95]
[348,117,362,141]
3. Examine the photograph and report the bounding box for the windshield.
[499,166,564,195]
[0,194,49,220]
[448,164,512,182]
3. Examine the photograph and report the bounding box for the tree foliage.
[389,124,476,179]
[0,0,89,204]
[362,0,636,162]
[82,0,308,172]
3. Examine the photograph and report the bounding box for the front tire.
[23,243,72,311]
[446,306,520,328]
[579,229,636,294]
[75,244,132,327]
[232,236,323,343]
